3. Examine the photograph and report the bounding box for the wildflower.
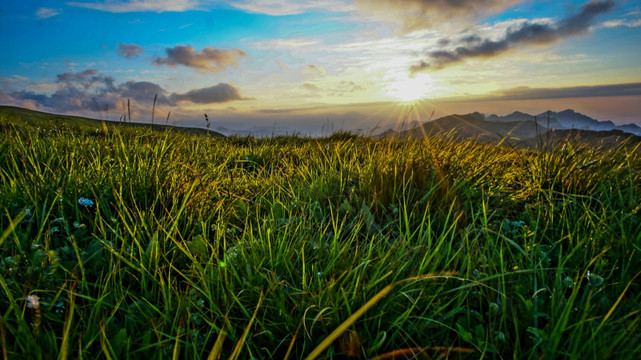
[26,295,40,309]
[78,197,94,207]
[513,265,519,271]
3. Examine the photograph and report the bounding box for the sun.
[383,72,436,102]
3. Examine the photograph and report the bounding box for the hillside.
[514,128,641,150]
[0,105,225,137]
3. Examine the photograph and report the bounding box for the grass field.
[1,108,640,359]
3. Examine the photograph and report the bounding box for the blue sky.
[1,0,640,134]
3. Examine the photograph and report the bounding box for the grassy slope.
[0,106,225,137]
[0,110,640,359]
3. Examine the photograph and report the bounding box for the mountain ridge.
[486,109,640,135]
[381,109,641,150]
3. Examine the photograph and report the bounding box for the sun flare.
[383,73,436,102]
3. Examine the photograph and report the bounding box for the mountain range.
[380,109,641,149]
[485,109,641,135]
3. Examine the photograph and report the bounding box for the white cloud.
[65,0,352,14]
[36,7,61,19]
[252,38,321,50]
[601,18,641,28]
[11,75,29,82]
[229,0,352,16]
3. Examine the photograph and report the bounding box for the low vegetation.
[1,109,640,359]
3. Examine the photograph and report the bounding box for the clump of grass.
[0,111,640,358]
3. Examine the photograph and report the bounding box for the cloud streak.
[153,45,248,72]
[484,83,641,101]
[412,0,616,71]
[229,0,352,16]
[36,7,61,19]
[117,43,145,59]
[66,0,201,13]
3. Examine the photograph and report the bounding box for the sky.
[1,0,640,135]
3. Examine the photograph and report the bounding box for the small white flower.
[26,295,40,309]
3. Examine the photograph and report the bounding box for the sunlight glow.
[383,73,437,102]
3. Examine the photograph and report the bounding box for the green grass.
[0,109,640,359]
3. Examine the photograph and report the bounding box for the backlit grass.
[1,111,640,359]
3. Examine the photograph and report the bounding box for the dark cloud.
[3,70,250,117]
[170,83,250,104]
[412,0,615,71]
[504,22,559,44]
[10,87,99,112]
[461,35,481,44]
[9,69,118,112]
[6,69,174,114]
[56,69,116,92]
[9,91,49,104]
[486,83,641,101]
[118,81,172,104]
[437,38,451,46]
[558,0,616,35]
[153,45,248,72]
[117,43,145,59]
[56,69,98,84]
[355,0,523,32]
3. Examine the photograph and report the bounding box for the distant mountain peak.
[508,111,531,117]
[469,112,485,121]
